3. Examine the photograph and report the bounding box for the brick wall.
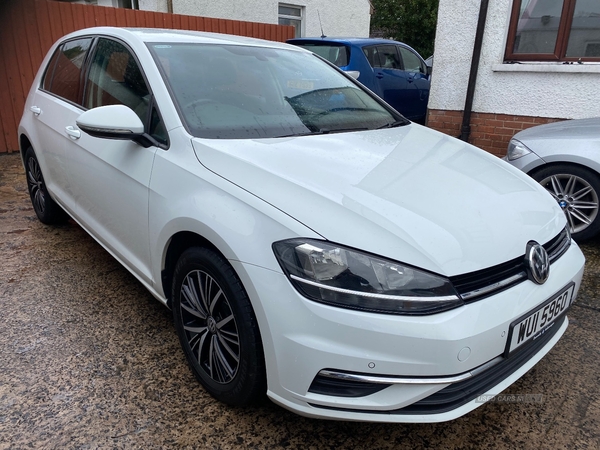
[427,109,564,157]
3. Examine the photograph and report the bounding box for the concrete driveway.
[1,153,599,449]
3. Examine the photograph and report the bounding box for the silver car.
[506,118,600,241]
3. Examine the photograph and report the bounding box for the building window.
[505,0,600,62]
[278,4,303,38]
[55,0,139,8]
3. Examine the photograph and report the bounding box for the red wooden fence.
[0,0,294,153]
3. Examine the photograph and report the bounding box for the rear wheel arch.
[19,134,33,164]
[23,145,68,225]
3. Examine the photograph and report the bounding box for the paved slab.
[1,153,599,449]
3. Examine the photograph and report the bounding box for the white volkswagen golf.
[18,27,584,423]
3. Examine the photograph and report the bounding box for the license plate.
[506,283,575,355]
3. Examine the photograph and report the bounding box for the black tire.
[531,164,600,242]
[24,147,68,225]
[172,247,266,406]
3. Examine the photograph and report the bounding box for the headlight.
[506,139,532,161]
[272,239,462,315]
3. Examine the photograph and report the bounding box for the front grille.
[308,314,566,415]
[450,227,570,302]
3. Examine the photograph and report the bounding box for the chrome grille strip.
[547,228,571,263]
[459,272,527,300]
[454,227,570,302]
[317,356,504,386]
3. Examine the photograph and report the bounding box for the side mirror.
[345,70,360,80]
[77,104,146,142]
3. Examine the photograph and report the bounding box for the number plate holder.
[505,283,575,357]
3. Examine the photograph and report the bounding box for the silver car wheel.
[179,269,240,384]
[539,173,599,234]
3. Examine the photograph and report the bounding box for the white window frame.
[278,3,304,38]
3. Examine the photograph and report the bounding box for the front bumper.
[232,241,584,423]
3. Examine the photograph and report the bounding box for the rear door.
[30,37,93,214]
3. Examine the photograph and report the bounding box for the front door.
[62,37,159,284]
[397,46,430,121]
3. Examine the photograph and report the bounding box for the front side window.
[278,4,303,38]
[150,43,404,139]
[85,38,150,122]
[42,38,93,104]
[398,47,425,73]
[505,0,600,61]
[364,45,401,69]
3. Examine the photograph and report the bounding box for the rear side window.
[292,43,350,67]
[42,38,92,105]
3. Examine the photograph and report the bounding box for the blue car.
[288,38,431,122]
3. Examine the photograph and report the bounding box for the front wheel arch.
[171,245,267,405]
[161,231,223,308]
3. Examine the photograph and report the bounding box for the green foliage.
[370,0,439,58]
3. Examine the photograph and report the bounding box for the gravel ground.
[1,152,599,449]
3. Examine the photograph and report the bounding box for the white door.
[63,37,164,284]
[30,37,94,214]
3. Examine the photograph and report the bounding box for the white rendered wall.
[138,0,370,37]
[138,0,169,13]
[430,0,600,119]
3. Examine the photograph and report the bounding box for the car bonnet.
[191,125,566,276]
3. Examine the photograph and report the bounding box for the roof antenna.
[318,10,326,38]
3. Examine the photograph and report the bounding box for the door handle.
[375,73,384,79]
[65,126,81,140]
[30,106,41,116]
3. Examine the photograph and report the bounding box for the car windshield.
[149,43,405,139]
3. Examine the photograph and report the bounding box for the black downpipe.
[459,0,490,142]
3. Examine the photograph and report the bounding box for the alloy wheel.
[540,173,599,234]
[179,270,240,384]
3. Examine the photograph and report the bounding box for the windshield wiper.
[377,120,409,129]
[273,130,327,138]
[274,127,368,138]
[320,127,369,134]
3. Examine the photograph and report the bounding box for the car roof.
[60,26,298,50]
[287,37,410,47]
